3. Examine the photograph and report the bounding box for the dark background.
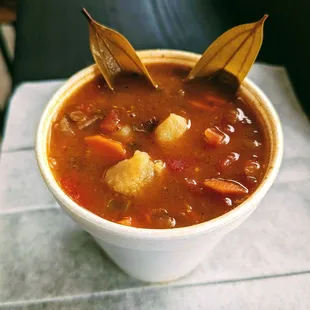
[10,0,310,116]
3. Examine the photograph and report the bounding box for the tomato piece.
[100,110,121,133]
[204,178,248,195]
[166,159,187,172]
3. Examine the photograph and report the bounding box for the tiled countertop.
[1,64,310,309]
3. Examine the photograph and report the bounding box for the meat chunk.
[59,116,75,136]
[155,113,189,144]
[133,117,158,133]
[105,151,164,196]
[69,111,87,122]
[100,109,121,133]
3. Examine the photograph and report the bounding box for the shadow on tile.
[0,208,144,302]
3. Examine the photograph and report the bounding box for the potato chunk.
[105,151,164,196]
[154,160,166,174]
[155,113,189,144]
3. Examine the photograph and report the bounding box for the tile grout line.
[1,146,35,153]
[1,270,310,308]
[0,203,59,216]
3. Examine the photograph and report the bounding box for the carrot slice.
[204,93,227,106]
[189,94,227,112]
[204,127,230,147]
[84,135,126,163]
[189,100,215,112]
[204,178,248,195]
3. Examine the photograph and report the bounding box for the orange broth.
[48,63,268,228]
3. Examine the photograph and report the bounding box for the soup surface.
[49,63,268,229]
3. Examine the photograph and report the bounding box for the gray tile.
[1,81,63,152]
[2,274,310,309]
[189,181,310,282]
[0,209,143,303]
[0,150,55,211]
[249,64,310,136]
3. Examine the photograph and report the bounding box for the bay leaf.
[186,15,268,89]
[82,9,158,90]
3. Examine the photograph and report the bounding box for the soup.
[48,63,268,229]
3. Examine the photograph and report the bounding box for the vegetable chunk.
[112,125,134,143]
[155,113,189,144]
[204,127,230,147]
[105,151,164,196]
[204,178,248,195]
[85,135,126,163]
[100,109,121,133]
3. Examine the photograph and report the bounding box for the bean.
[150,208,176,228]
[219,152,240,170]
[224,109,239,124]
[243,139,262,149]
[246,176,258,185]
[224,197,233,206]
[223,124,235,133]
[184,178,203,193]
[244,160,261,177]
[153,214,176,228]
